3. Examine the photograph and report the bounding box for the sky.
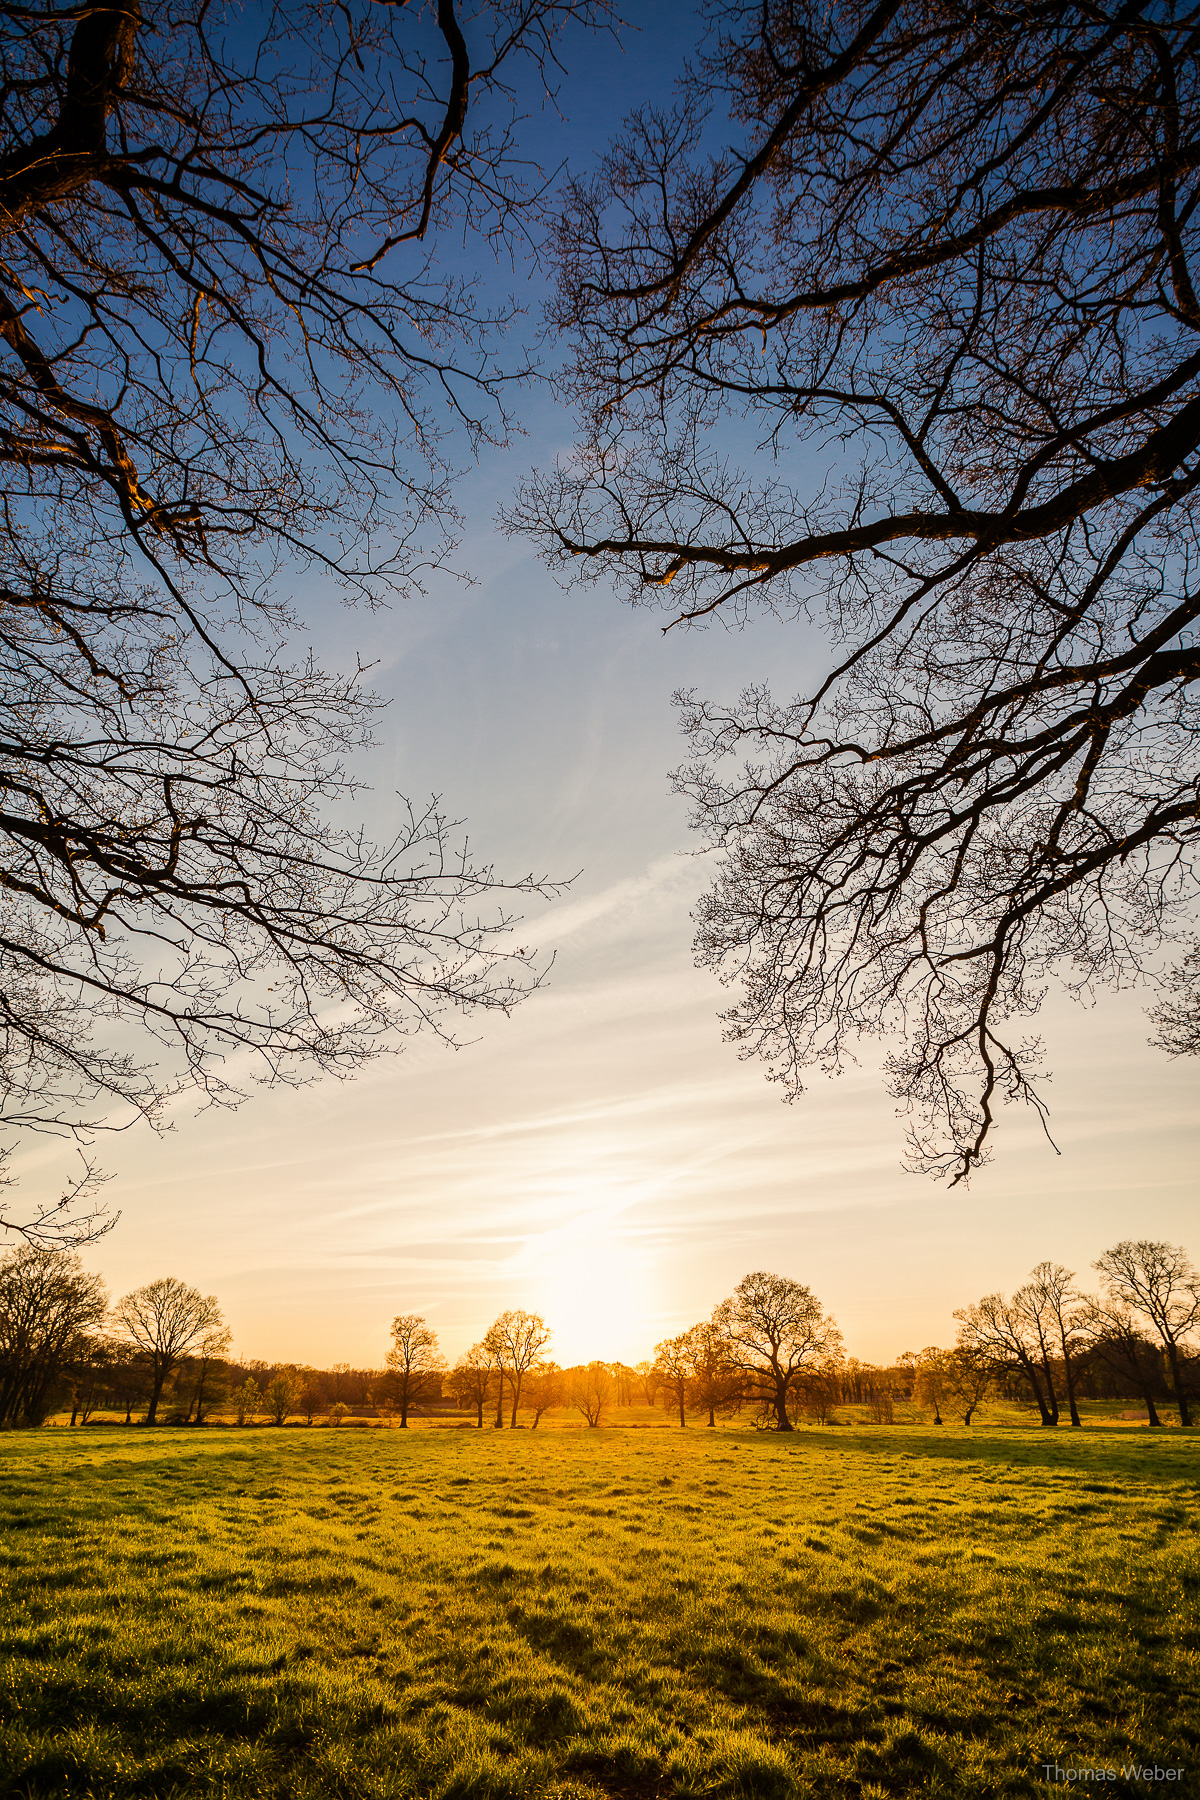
[25,6,1199,1370]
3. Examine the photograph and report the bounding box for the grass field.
[0,1421,1196,1799]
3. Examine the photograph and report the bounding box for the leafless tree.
[231,1375,261,1426]
[862,1370,895,1425]
[633,1358,660,1408]
[483,1307,551,1426]
[0,0,613,1243]
[907,1348,944,1425]
[946,1349,994,1427]
[1077,1297,1165,1427]
[264,1373,294,1427]
[112,1274,223,1423]
[609,1361,636,1406]
[910,1344,992,1427]
[652,1331,694,1426]
[68,1331,118,1425]
[685,1318,741,1426]
[954,1276,1073,1427]
[795,1358,842,1425]
[515,0,1200,1182]
[293,1371,323,1427]
[1027,1262,1088,1427]
[0,1243,107,1424]
[715,1270,842,1431]
[180,1323,231,1423]
[449,1341,494,1427]
[385,1313,446,1428]
[1095,1239,1199,1425]
[107,1340,150,1423]
[521,1360,562,1426]
[568,1357,611,1426]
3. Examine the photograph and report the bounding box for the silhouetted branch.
[515,0,1200,1180]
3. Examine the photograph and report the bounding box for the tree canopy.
[516,0,1200,1179]
[0,0,609,1241]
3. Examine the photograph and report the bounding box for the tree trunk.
[145,1363,167,1424]
[1164,1342,1192,1426]
[1100,1337,1162,1426]
[510,1372,522,1428]
[1063,1362,1082,1428]
[1124,1343,1162,1426]
[69,1392,79,1426]
[707,1405,715,1426]
[475,1398,483,1427]
[678,1392,685,1426]
[1020,1359,1054,1427]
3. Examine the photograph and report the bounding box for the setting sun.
[513,1176,663,1366]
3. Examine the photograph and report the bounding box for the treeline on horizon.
[1,1240,1196,1433]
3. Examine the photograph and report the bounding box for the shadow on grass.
[773,1426,1195,1481]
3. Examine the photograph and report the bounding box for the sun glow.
[518,1192,661,1366]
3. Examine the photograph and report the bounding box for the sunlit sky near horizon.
[24,7,1198,1370]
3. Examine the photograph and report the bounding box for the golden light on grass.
[1,1421,1194,1796]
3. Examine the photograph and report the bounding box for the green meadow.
[0,1422,1196,1799]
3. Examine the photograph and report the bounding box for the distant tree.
[231,1378,261,1427]
[943,1348,994,1427]
[180,1326,232,1425]
[297,1370,325,1427]
[715,1272,843,1432]
[328,1400,348,1428]
[265,1376,294,1427]
[1010,1283,1062,1428]
[909,1345,992,1427]
[522,1362,564,1428]
[795,1359,842,1426]
[653,1333,694,1427]
[569,1360,612,1427]
[863,1372,895,1426]
[1094,1241,1200,1427]
[69,1334,119,1426]
[484,1310,552,1428]
[955,1286,1063,1427]
[112,1278,224,1425]
[385,1315,446,1428]
[907,1349,945,1426]
[686,1321,742,1428]
[0,1246,108,1427]
[108,1343,151,1425]
[1026,1263,1089,1428]
[634,1360,660,1408]
[449,1343,494,1429]
[1078,1300,1165,1428]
